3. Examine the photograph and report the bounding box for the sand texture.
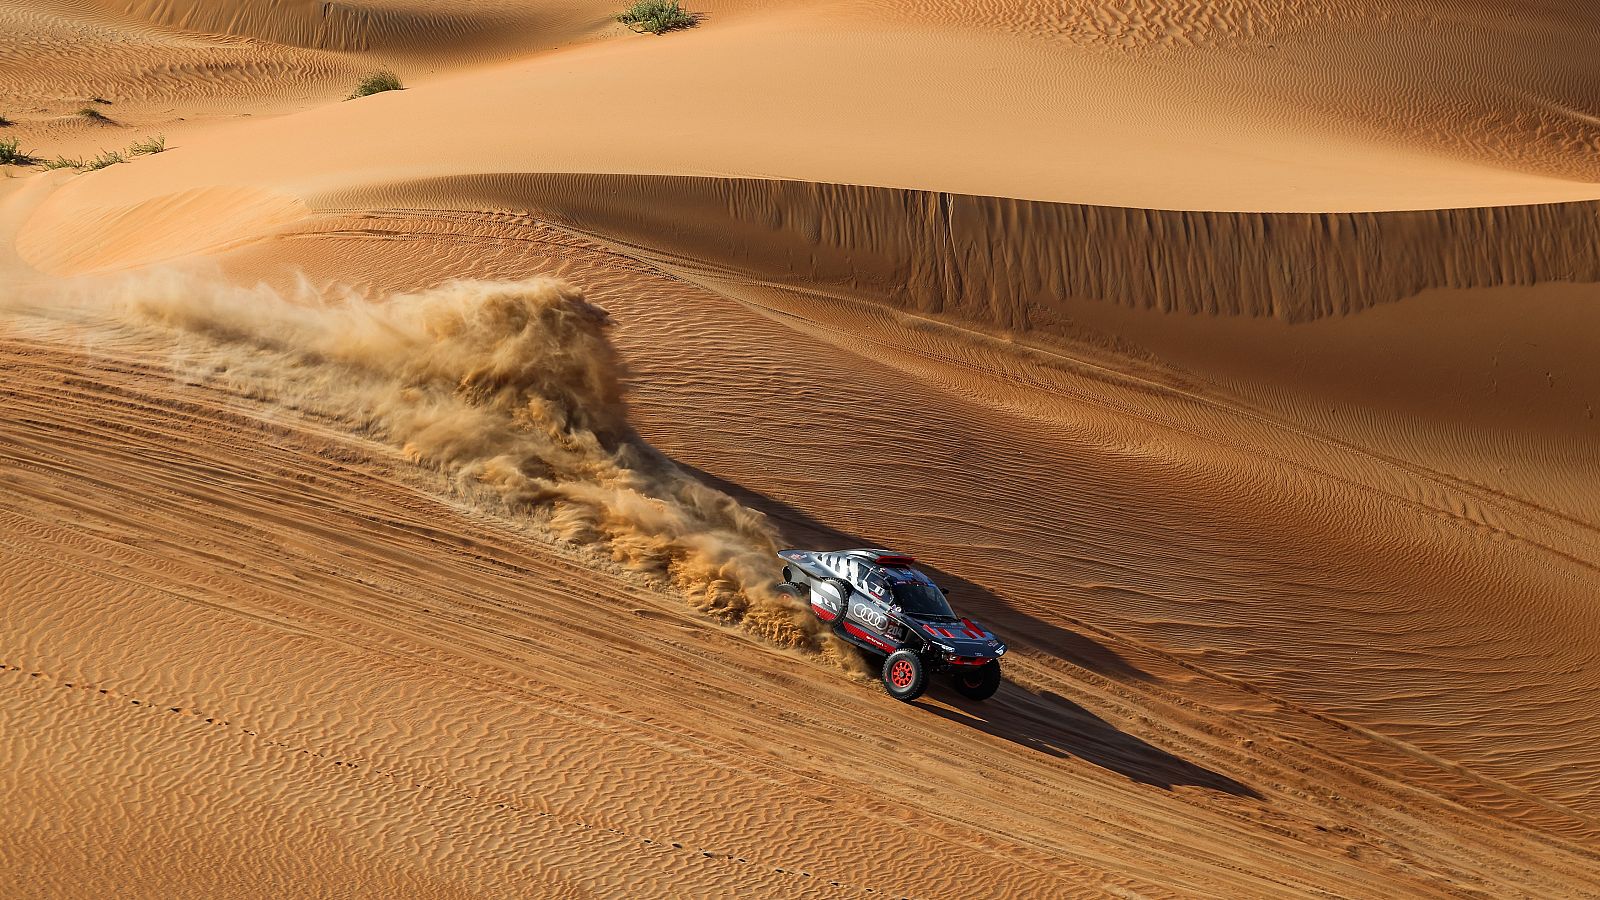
[2,1,1598,898]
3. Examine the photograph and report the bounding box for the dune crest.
[76,0,546,55]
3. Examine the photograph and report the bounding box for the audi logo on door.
[851,603,889,631]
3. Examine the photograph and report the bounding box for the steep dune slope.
[209,197,1600,824]
[4,265,1599,898]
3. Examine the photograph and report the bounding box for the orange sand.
[2,2,1598,897]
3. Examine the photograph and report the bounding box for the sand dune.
[4,276,1598,897]
[872,0,1600,181]
[3,0,1600,896]
[0,0,615,160]
[75,0,608,56]
[202,194,1600,819]
[7,0,1599,222]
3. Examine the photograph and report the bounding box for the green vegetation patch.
[0,138,36,165]
[41,134,165,172]
[618,0,696,34]
[83,149,125,170]
[128,134,166,156]
[349,70,403,99]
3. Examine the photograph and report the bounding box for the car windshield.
[890,581,955,618]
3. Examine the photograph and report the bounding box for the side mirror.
[939,586,950,596]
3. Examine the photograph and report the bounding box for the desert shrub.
[349,70,403,99]
[83,149,125,170]
[47,149,121,171]
[0,138,35,165]
[128,134,166,156]
[0,115,12,127]
[78,107,112,123]
[40,135,166,173]
[618,0,695,34]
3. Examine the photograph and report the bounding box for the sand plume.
[58,271,843,657]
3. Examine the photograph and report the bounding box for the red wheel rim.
[889,659,915,688]
[963,674,981,688]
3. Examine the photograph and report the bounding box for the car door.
[845,567,894,639]
[868,571,906,644]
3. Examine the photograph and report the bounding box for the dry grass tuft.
[349,71,403,99]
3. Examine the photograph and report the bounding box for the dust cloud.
[58,271,856,663]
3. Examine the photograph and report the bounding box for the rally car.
[775,548,1005,702]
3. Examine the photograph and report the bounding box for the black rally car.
[775,548,1006,701]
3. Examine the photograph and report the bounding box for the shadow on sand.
[674,462,1260,797]
[921,688,1261,796]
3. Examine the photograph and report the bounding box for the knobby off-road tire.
[820,578,853,623]
[950,660,1002,700]
[775,580,807,603]
[881,649,928,702]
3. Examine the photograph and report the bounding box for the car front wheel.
[881,649,928,702]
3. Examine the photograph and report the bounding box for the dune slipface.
[391,172,1600,322]
[2,1,1599,898]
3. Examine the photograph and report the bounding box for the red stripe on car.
[843,622,897,652]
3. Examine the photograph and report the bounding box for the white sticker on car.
[850,602,889,631]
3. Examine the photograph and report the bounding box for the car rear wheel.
[818,578,853,623]
[881,649,928,702]
[950,661,1002,700]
